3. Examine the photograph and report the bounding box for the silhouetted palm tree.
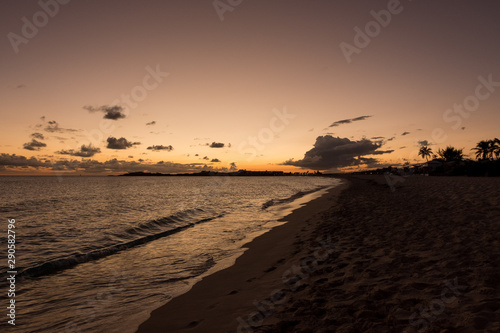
[494,138,500,159]
[437,146,464,162]
[418,146,433,161]
[472,140,493,160]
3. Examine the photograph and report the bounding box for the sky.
[1,0,499,175]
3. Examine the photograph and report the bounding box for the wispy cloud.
[23,139,47,151]
[44,120,79,133]
[209,142,225,148]
[146,145,173,151]
[31,132,45,140]
[56,144,101,157]
[329,115,372,127]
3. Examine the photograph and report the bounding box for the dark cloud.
[211,158,221,162]
[209,142,225,148]
[371,136,385,140]
[147,145,173,151]
[195,154,199,156]
[0,153,220,174]
[399,146,407,149]
[387,137,396,141]
[229,162,237,171]
[203,156,209,160]
[329,115,372,127]
[146,121,156,126]
[56,144,101,157]
[16,84,26,89]
[31,132,45,140]
[84,105,126,120]
[417,140,433,147]
[401,132,410,136]
[282,135,393,171]
[106,137,140,149]
[0,154,51,168]
[23,139,47,151]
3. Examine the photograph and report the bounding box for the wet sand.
[136,176,500,332]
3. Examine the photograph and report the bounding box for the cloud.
[387,137,395,141]
[147,145,173,151]
[23,139,47,151]
[211,158,221,162]
[371,136,385,140]
[229,162,237,171]
[56,144,101,157]
[0,153,224,174]
[146,121,156,126]
[31,132,45,140]
[209,142,225,148]
[0,154,242,175]
[84,105,126,120]
[44,120,78,133]
[106,137,140,149]
[329,115,372,127]
[203,156,209,160]
[282,135,393,171]
[401,132,410,136]
[0,154,51,168]
[16,84,26,89]
[417,140,433,147]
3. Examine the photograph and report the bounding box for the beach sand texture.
[137,176,500,332]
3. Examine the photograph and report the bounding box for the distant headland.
[115,170,323,177]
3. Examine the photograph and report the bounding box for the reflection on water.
[0,176,339,333]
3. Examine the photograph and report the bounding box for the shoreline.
[135,179,350,332]
[136,175,500,332]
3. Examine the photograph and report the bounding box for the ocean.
[0,176,340,333]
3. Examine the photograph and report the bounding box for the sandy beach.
[136,175,500,332]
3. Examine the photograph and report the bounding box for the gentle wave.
[16,212,224,279]
[261,185,330,209]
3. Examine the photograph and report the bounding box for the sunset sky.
[1,0,499,175]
